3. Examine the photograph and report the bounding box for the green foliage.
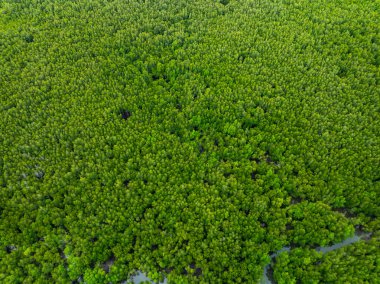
[287,201,354,247]
[273,238,380,283]
[0,0,378,283]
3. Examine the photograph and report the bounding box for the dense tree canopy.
[273,234,380,284]
[0,0,379,283]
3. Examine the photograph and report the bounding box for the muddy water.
[127,271,167,284]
